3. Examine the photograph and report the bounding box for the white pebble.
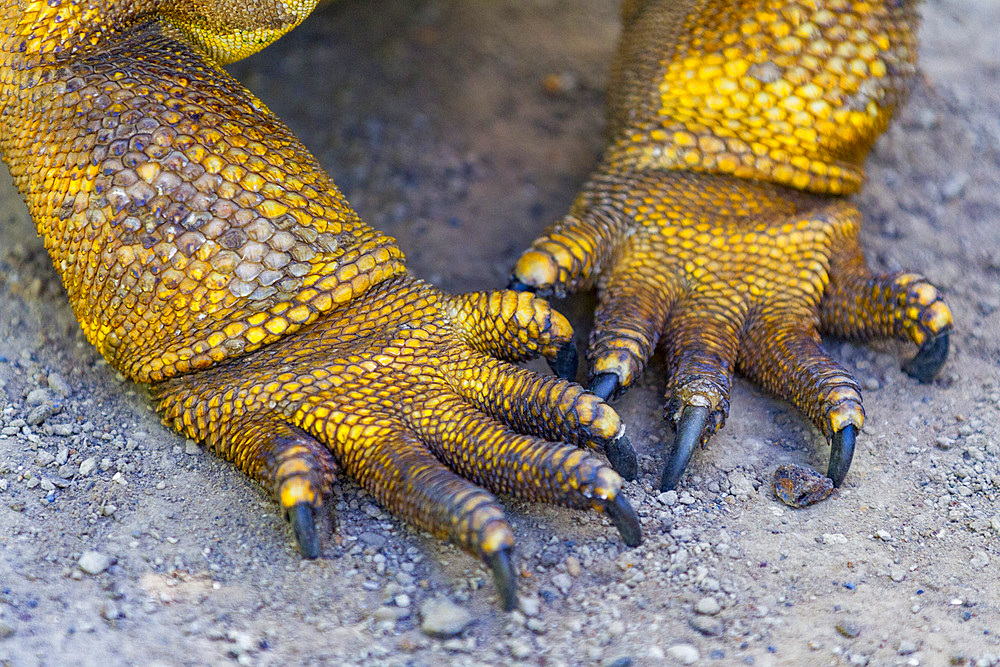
[79,458,96,476]
[666,644,700,664]
[695,596,721,615]
[78,551,112,575]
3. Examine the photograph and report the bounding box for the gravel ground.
[1,1,998,665]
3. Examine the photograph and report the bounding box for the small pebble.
[566,556,581,577]
[25,388,49,406]
[0,622,13,640]
[509,639,532,659]
[442,637,475,653]
[690,615,723,636]
[897,640,918,655]
[359,532,387,549]
[526,618,546,634]
[47,373,71,396]
[79,458,96,477]
[420,598,473,638]
[605,658,633,667]
[519,596,540,617]
[184,441,200,455]
[728,471,756,496]
[666,644,700,665]
[695,597,721,615]
[836,621,861,638]
[773,464,833,508]
[78,551,112,575]
[552,573,573,594]
[374,606,410,623]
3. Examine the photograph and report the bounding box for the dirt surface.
[1,1,998,665]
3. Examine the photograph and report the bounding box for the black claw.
[288,503,320,559]
[660,405,709,491]
[588,372,620,401]
[903,331,949,383]
[507,277,535,293]
[547,338,579,381]
[604,434,638,481]
[603,494,642,547]
[484,548,517,611]
[827,424,857,488]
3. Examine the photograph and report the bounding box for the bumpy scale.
[0,0,640,610]
[512,0,952,488]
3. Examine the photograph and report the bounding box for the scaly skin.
[0,1,641,610]
[512,0,952,488]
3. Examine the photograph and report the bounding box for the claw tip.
[288,503,320,559]
[484,548,518,611]
[605,494,642,547]
[605,434,638,481]
[827,424,858,488]
[659,405,709,491]
[904,332,949,383]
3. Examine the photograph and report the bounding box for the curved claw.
[604,434,638,481]
[903,331,949,383]
[484,547,518,611]
[826,424,857,488]
[601,493,642,547]
[660,405,709,491]
[288,502,320,559]
[588,372,621,401]
[547,338,579,381]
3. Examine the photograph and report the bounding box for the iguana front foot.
[156,276,641,608]
[511,0,954,489]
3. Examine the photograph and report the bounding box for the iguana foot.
[511,0,954,489]
[157,276,640,608]
[513,171,952,489]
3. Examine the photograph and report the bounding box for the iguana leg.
[156,276,641,609]
[512,0,953,488]
[0,2,639,608]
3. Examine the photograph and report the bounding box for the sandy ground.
[1,1,998,665]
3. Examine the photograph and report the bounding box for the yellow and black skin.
[0,0,951,608]
[0,0,641,611]
[511,0,951,489]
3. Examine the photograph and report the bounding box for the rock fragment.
[420,598,473,638]
[78,551,112,575]
[666,644,700,665]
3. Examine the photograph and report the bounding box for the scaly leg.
[512,0,953,487]
[1,2,640,608]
